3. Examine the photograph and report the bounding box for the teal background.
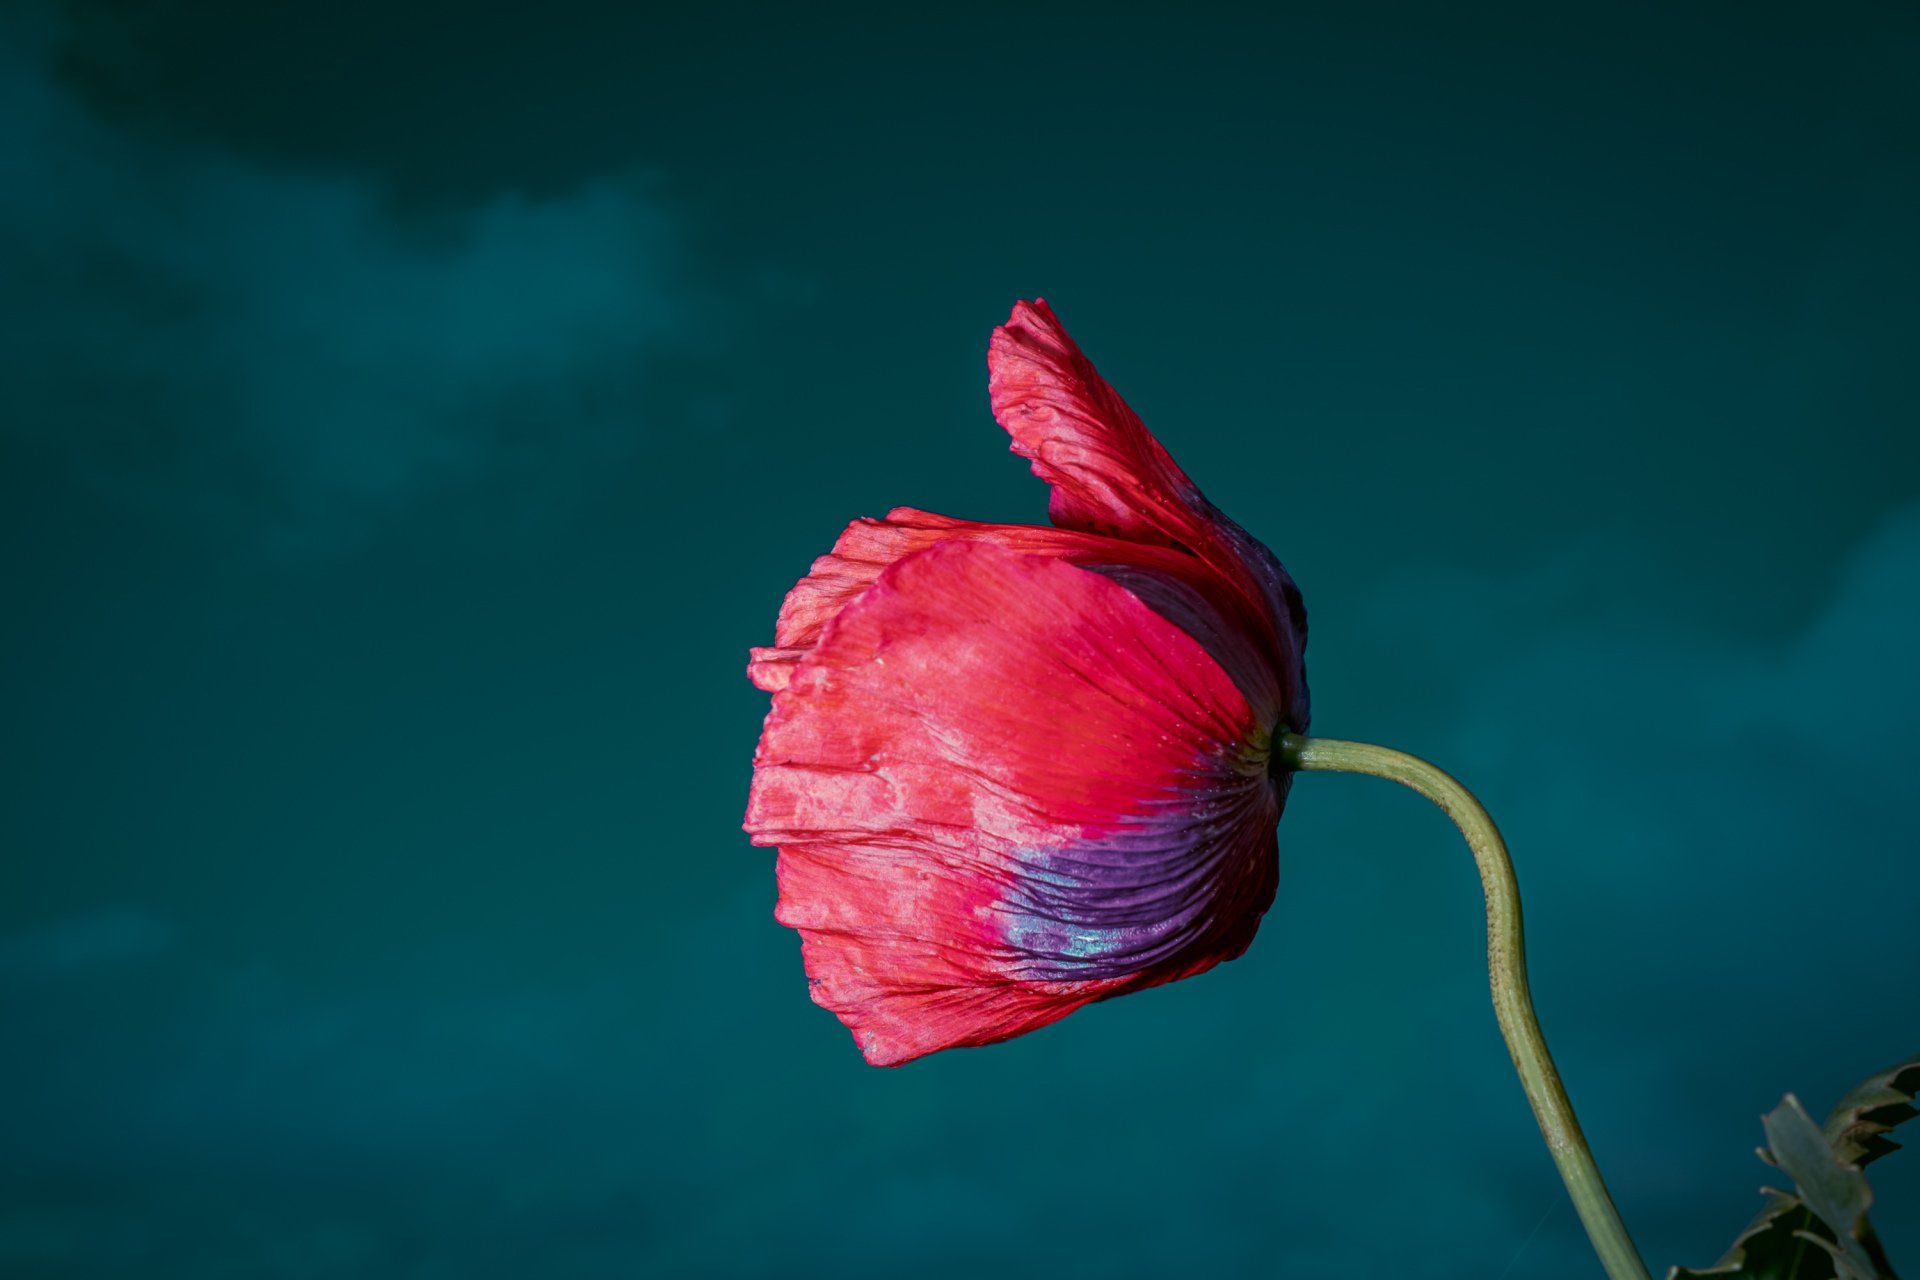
[3,3,1917,1275]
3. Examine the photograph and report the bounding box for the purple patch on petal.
[1175,478,1310,733]
[992,773,1281,983]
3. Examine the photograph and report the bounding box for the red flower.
[745,300,1308,1065]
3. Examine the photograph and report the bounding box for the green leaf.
[1759,1094,1893,1280]
[1824,1059,1920,1169]
[1669,1054,1919,1280]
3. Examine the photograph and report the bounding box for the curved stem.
[1278,732,1650,1280]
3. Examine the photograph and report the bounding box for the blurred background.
[3,2,1916,1276]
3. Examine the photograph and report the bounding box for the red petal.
[989,300,1308,726]
[745,540,1280,1066]
[747,507,1278,716]
[990,300,1201,546]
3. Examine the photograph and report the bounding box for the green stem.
[1278,732,1651,1280]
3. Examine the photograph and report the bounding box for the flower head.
[745,300,1308,1065]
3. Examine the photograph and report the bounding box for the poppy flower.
[744,299,1309,1066]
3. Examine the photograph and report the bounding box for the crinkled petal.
[745,540,1282,1066]
[989,299,1308,727]
[747,507,1279,720]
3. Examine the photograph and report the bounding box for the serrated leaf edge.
[1667,1054,1919,1280]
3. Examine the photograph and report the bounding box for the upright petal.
[746,540,1281,1065]
[989,299,1308,727]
